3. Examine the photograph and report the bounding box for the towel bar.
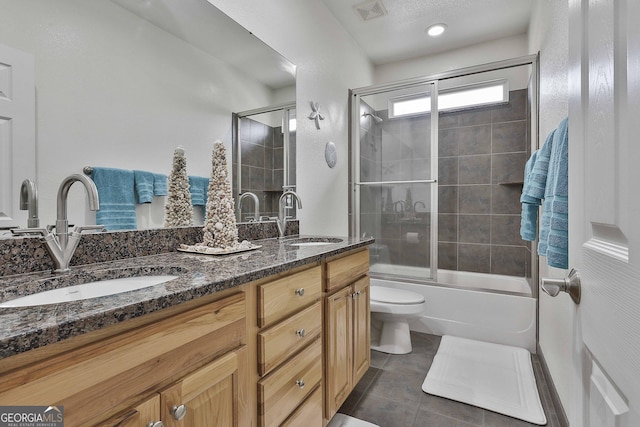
[83,166,93,175]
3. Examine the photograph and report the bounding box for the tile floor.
[338,332,562,427]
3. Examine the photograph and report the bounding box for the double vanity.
[0,235,373,426]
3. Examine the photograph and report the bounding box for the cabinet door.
[352,276,370,385]
[324,285,353,419]
[161,346,247,427]
[95,395,161,427]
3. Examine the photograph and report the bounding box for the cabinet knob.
[295,379,305,389]
[146,422,164,427]
[295,328,306,338]
[295,288,305,297]
[352,290,361,299]
[170,404,187,421]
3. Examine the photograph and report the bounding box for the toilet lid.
[370,286,425,304]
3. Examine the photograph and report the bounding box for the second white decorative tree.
[202,141,239,249]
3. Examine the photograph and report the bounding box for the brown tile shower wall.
[239,118,285,220]
[437,89,531,277]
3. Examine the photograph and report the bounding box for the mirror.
[0,0,295,234]
[233,103,297,223]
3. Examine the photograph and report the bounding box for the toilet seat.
[370,286,425,305]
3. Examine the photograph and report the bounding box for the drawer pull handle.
[295,379,305,389]
[170,404,187,421]
[295,288,305,297]
[296,328,306,338]
[146,422,164,427]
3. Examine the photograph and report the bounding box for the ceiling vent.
[353,0,388,22]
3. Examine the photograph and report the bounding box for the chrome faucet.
[12,174,103,273]
[238,192,260,222]
[277,190,302,237]
[19,179,39,228]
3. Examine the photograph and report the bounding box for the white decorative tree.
[164,146,193,227]
[202,141,239,249]
[179,141,257,254]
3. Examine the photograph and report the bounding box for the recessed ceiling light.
[426,23,447,37]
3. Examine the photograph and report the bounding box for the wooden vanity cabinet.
[324,249,371,422]
[160,346,247,427]
[98,346,247,427]
[0,291,247,427]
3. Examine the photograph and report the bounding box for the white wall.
[374,34,529,84]
[528,0,572,417]
[0,0,277,229]
[209,0,374,237]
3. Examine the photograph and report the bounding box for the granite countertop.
[0,235,373,360]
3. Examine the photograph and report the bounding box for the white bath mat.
[422,335,547,425]
[328,413,379,427]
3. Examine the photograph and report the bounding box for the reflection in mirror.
[0,0,295,235]
[233,104,297,223]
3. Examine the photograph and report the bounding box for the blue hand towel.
[525,130,555,202]
[535,129,556,257]
[520,150,540,241]
[546,118,569,269]
[91,167,137,231]
[188,176,210,206]
[153,173,168,196]
[133,170,154,204]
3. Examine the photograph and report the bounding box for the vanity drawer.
[258,338,322,427]
[325,248,370,292]
[257,265,321,327]
[281,385,323,427]
[258,301,321,376]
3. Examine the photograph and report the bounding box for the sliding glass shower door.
[352,82,439,282]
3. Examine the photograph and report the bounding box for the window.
[388,80,509,118]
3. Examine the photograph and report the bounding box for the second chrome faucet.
[277,190,302,238]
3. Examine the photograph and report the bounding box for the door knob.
[541,268,581,304]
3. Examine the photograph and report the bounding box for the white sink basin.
[0,275,178,308]
[290,241,337,247]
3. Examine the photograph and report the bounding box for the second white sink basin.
[0,275,178,308]
[287,237,344,247]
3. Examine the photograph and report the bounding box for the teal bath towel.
[188,176,210,207]
[133,170,154,204]
[536,118,569,269]
[153,173,168,196]
[546,118,569,269]
[520,150,540,241]
[91,167,137,231]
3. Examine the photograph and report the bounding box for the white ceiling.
[320,0,534,65]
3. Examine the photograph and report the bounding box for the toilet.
[370,285,426,354]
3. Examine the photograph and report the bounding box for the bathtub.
[370,269,537,353]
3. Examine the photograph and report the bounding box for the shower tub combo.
[370,266,536,353]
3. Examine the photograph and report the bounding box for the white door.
[568,0,640,425]
[0,42,36,230]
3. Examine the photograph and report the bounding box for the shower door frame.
[233,102,296,221]
[351,80,440,282]
[349,54,539,287]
